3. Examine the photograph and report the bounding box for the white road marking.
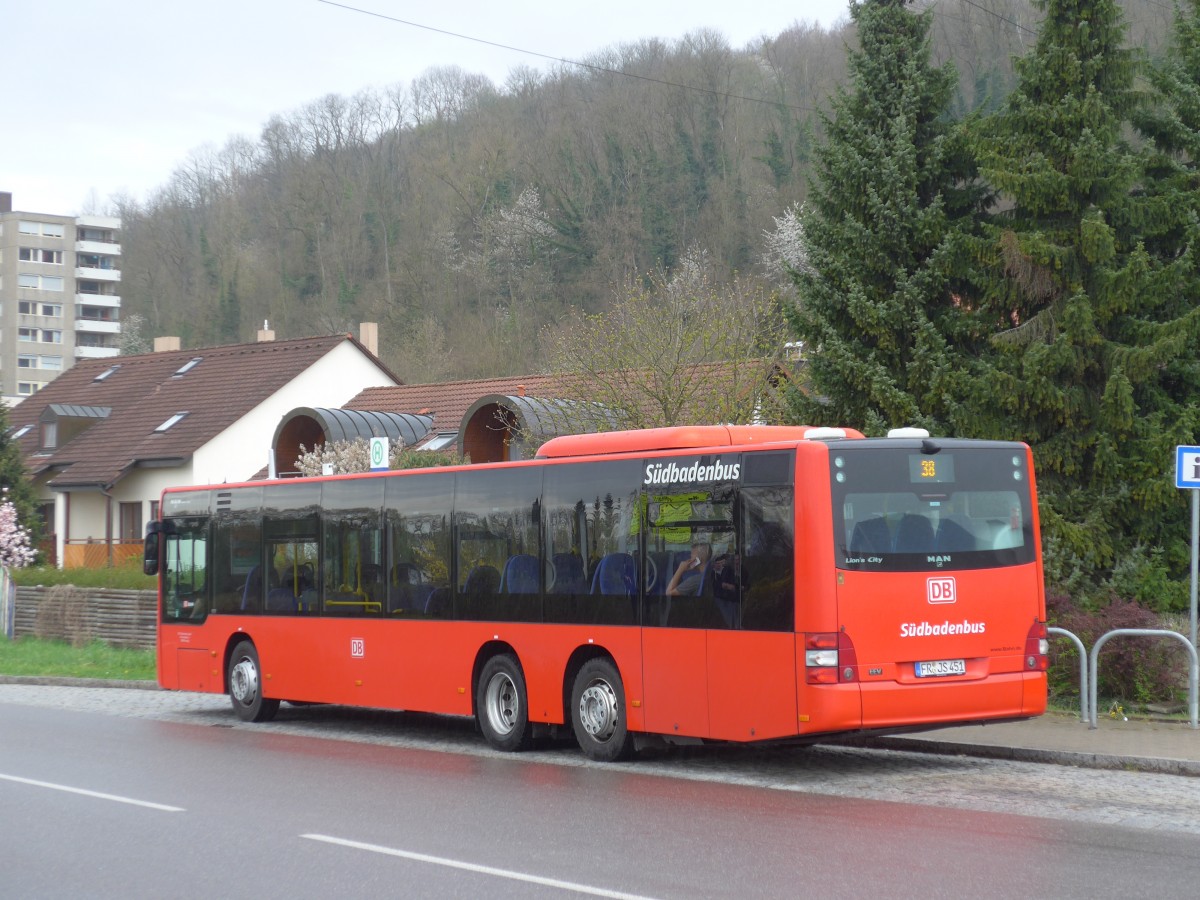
[301,833,660,899]
[0,773,185,812]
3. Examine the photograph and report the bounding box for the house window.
[18,384,36,396]
[18,328,37,342]
[150,501,159,523]
[40,303,62,317]
[119,503,143,542]
[173,357,203,377]
[421,432,459,452]
[41,330,62,344]
[40,356,62,370]
[41,421,57,447]
[18,220,64,237]
[37,503,54,535]
[18,301,33,315]
[17,355,37,369]
[16,274,64,291]
[19,247,63,264]
[154,412,189,433]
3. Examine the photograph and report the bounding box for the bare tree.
[540,255,790,430]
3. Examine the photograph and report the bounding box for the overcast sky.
[2,1,851,217]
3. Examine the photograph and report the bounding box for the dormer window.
[173,357,203,377]
[38,404,110,451]
[154,412,189,433]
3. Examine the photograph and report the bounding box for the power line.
[315,0,825,115]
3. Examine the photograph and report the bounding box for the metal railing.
[1048,627,1089,723]
[1088,629,1198,730]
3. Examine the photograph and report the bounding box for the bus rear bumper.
[858,670,1047,729]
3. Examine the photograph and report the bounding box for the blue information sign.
[1176,445,1200,489]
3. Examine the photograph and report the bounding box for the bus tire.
[228,641,280,723]
[476,653,533,751]
[570,658,634,762]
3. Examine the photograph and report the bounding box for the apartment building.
[0,190,121,405]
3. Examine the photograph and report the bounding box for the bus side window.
[213,520,262,615]
[454,467,541,623]
[740,489,794,632]
[385,471,454,619]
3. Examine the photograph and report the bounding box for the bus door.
[158,515,217,692]
[639,485,714,738]
[639,474,800,742]
[831,442,1044,727]
[705,484,801,741]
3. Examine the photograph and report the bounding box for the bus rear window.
[831,444,1036,571]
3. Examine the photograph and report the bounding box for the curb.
[0,675,160,691]
[857,735,1200,778]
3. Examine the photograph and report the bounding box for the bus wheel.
[571,658,634,762]
[228,641,280,723]
[476,654,533,751]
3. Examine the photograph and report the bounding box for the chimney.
[0,192,11,213]
[154,336,181,352]
[359,322,379,356]
[257,319,275,342]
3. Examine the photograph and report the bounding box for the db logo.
[350,638,365,658]
[927,576,956,604]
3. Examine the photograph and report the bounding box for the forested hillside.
[116,0,1174,382]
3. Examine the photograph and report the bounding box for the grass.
[0,637,156,681]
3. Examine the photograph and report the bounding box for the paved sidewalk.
[857,710,1200,776]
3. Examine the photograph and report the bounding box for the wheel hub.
[578,680,618,741]
[485,672,518,736]
[231,658,259,705]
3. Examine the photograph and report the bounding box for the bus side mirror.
[143,521,162,577]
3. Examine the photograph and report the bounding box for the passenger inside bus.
[666,542,712,596]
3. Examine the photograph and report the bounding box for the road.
[2,685,1200,898]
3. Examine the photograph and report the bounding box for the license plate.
[915,658,966,678]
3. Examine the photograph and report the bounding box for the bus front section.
[817,435,1048,734]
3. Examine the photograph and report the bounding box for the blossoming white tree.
[0,493,35,570]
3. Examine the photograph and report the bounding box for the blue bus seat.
[894,514,935,553]
[500,554,540,594]
[590,552,636,596]
[551,552,587,593]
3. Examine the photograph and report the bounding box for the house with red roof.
[7,330,399,567]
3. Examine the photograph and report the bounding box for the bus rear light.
[1025,621,1049,671]
[805,632,858,684]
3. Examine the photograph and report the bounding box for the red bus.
[143,424,1048,760]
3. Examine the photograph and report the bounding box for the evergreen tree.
[1135,0,1200,261]
[965,0,1200,594]
[786,0,983,435]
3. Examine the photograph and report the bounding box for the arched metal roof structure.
[458,394,620,463]
[272,408,434,476]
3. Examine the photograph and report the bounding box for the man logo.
[927,576,956,604]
